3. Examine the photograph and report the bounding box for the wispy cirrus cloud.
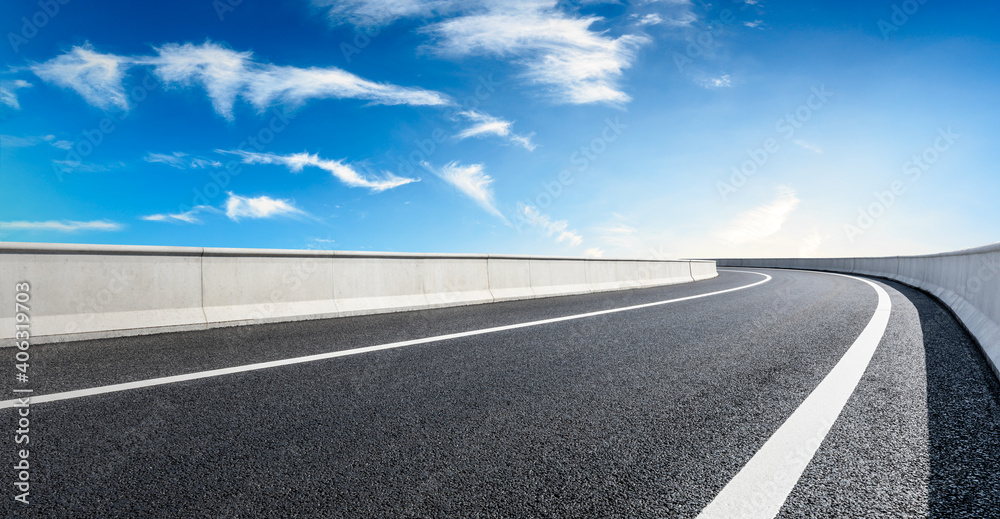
[312,0,454,27]
[145,42,251,119]
[32,42,451,118]
[224,192,307,221]
[717,186,800,245]
[793,140,823,154]
[1,134,71,149]
[596,223,637,236]
[142,193,306,224]
[517,203,583,247]
[588,213,649,254]
[629,0,697,28]
[0,220,123,233]
[0,134,38,148]
[455,110,536,150]
[426,2,649,106]
[0,79,32,110]
[426,161,505,220]
[141,205,219,224]
[51,160,125,174]
[145,151,222,169]
[633,13,664,26]
[220,150,417,192]
[698,74,733,89]
[31,44,131,111]
[241,62,449,112]
[306,237,337,250]
[660,6,697,27]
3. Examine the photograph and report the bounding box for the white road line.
[0,271,771,409]
[698,271,892,519]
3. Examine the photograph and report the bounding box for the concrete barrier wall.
[690,260,718,282]
[201,249,339,324]
[0,243,718,344]
[641,260,693,288]
[717,242,1000,380]
[528,257,592,297]
[485,257,534,302]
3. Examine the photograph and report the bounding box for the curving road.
[2,268,999,517]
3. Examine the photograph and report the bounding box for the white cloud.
[663,12,697,27]
[0,135,37,148]
[429,161,505,220]
[190,157,221,168]
[597,224,637,235]
[642,0,697,27]
[699,74,732,88]
[1,134,73,149]
[146,42,252,120]
[147,42,450,117]
[31,45,130,111]
[744,20,762,28]
[243,62,450,112]
[33,42,450,117]
[141,205,218,224]
[427,3,648,105]
[221,150,417,192]
[314,2,698,105]
[517,203,583,247]
[307,237,337,250]
[51,160,125,174]
[590,214,645,253]
[0,79,32,109]
[145,151,222,169]
[717,186,800,245]
[635,13,664,26]
[793,140,823,154]
[0,220,123,233]
[799,228,823,257]
[312,0,452,26]
[224,192,306,221]
[455,110,536,150]
[143,195,299,224]
[584,247,605,258]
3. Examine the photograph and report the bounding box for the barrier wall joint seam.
[199,248,209,327]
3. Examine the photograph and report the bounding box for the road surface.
[3,268,998,517]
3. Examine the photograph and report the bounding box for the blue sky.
[1,0,997,258]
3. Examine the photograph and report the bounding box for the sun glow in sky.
[1,0,997,258]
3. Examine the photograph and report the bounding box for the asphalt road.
[2,268,998,517]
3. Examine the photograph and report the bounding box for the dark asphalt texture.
[2,268,999,517]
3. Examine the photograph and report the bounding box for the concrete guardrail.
[717,242,1000,380]
[0,242,717,344]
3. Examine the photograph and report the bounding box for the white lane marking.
[0,271,771,409]
[698,271,892,519]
